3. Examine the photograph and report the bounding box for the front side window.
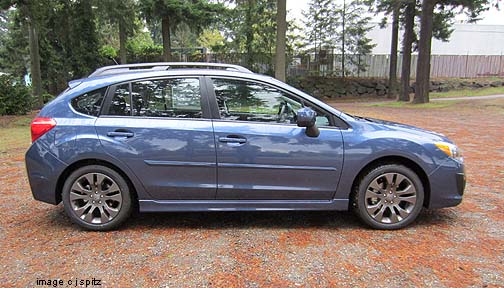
[71,87,107,116]
[212,78,331,126]
[131,78,202,118]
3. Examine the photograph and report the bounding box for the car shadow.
[127,210,363,230]
[47,205,459,231]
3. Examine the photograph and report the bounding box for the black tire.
[62,165,132,231]
[353,164,424,230]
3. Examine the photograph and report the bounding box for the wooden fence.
[204,53,504,78]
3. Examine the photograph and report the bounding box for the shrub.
[0,74,32,115]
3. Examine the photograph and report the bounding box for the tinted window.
[131,78,202,118]
[212,78,331,126]
[71,88,107,116]
[107,84,131,116]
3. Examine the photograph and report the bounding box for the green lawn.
[367,101,456,109]
[0,114,32,154]
[430,86,504,98]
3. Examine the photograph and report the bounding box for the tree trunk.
[275,0,287,82]
[28,19,43,109]
[399,0,415,101]
[245,0,255,69]
[414,0,436,104]
[341,0,346,78]
[387,1,400,99]
[161,16,172,62]
[119,20,127,64]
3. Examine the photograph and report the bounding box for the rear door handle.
[218,136,247,144]
[107,131,134,138]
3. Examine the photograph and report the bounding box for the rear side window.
[132,78,202,118]
[71,87,107,116]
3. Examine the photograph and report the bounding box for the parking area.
[0,99,503,287]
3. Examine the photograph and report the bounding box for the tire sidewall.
[62,165,132,231]
[356,164,424,230]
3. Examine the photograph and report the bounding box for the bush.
[0,74,32,115]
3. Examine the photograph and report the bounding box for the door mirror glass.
[297,107,320,137]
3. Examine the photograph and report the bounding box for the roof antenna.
[111,57,119,65]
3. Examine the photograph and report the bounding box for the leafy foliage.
[0,74,31,115]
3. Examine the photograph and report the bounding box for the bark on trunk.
[387,2,400,99]
[162,16,172,62]
[341,0,346,78]
[245,0,255,69]
[119,20,127,64]
[275,0,287,82]
[28,19,43,109]
[399,0,415,102]
[414,0,436,104]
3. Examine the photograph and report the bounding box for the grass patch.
[367,101,455,109]
[430,86,504,99]
[0,114,33,154]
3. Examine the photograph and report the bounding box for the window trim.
[205,76,347,129]
[99,76,212,120]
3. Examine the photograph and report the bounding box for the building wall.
[369,23,504,56]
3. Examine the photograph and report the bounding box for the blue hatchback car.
[25,62,465,230]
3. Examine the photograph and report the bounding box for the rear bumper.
[25,143,68,205]
[427,159,465,209]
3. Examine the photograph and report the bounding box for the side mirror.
[296,107,320,137]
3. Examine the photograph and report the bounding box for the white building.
[368,23,504,55]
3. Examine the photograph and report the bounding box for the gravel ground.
[0,99,503,287]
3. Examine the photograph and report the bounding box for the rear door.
[95,77,217,200]
[208,77,344,200]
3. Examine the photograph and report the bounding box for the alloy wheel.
[69,173,123,224]
[365,172,417,224]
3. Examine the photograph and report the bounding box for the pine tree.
[139,0,224,62]
[333,0,375,77]
[414,0,489,103]
[302,0,335,73]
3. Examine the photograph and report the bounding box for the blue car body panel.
[212,121,344,200]
[25,69,465,212]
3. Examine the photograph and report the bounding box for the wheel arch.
[349,155,431,209]
[55,159,139,206]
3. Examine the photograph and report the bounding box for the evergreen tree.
[333,0,375,77]
[139,0,224,61]
[97,0,138,64]
[302,0,335,72]
[414,0,489,103]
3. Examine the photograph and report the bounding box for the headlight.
[435,142,463,162]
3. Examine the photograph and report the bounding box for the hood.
[351,115,452,143]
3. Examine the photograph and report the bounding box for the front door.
[95,77,217,200]
[209,77,344,200]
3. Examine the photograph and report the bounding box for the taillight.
[31,117,56,142]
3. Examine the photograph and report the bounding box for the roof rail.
[88,62,252,77]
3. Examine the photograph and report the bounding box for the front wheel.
[62,165,133,231]
[353,164,424,230]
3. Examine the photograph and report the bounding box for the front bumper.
[25,143,68,205]
[427,159,465,209]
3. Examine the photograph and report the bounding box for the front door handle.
[107,131,134,138]
[218,136,247,144]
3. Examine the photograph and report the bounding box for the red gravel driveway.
[0,99,503,287]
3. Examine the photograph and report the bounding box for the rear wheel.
[353,164,424,229]
[62,165,132,231]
